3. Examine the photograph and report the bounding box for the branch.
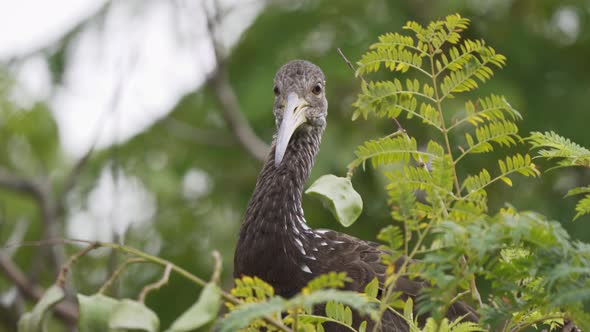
[0,250,78,325]
[5,238,294,332]
[162,117,234,147]
[138,264,172,303]
[0,168,66,274]
[203,1,269,163]
[0,168,42,199]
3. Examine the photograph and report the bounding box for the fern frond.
[220,297,285,332]
[325,301,354,326]
[566,187,590,219]
[573,194,590,220]
[448,318,485,332]
[386,167,452,198]
[377,225,404,251]
[529,131,590,168]
[449,95,522,131]
[463,154,539,197]
[449,199,487,222]
[426,14,471,52]
[439,48,506,100]
[462,169,491,195]
[352,80,441,127]
[357,47,428,77]
[371,32,428,56]
[497,154,540,178]
[232,276,275,302]
[303,272,351,294]
[437,39,505,74]
[294,289,378,319]
[348,136,435,172]
[437,39,483,73]
[457,121,520,162]
[566,186,590,197]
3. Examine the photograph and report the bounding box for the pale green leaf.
[364,278,380,299]
[109,300,159,332]
[306,175,363,227]
[77,294,119,332]
[500,176,512,187]
[166,283,222,332]
[18,285,65,332]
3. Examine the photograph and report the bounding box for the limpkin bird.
[234,60,478,331]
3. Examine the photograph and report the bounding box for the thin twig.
[0,168,42,198]
[57,242,99,288]
[98,258,146,295]
[162,117,234,147]
[210,250,222,284]
[203,1,269,162]
[5,238,294,332]
[0,168,66,276]
[139,264,173,303]
[337,48,366,85]
[459,256,482,306]
[337,47,407,135]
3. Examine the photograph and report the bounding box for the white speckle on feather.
[294,238,306,255]
[295,237,303,247]
[300,221,310,230]
[312,247,319,252]
[306,255,317,261]
[320,241,328,246]
[316,229,329,234]
[332,240,344,244]
[300,263,312,273]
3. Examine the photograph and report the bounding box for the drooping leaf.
[77,294,119,332]
[18,285,65,332]
[166,283,222,332]
[109,300,160,332]
[305,175,363,227]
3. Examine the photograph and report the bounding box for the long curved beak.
[275,92,308,166]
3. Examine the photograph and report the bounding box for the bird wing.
[308,229,479,328]
[310,229,421,293]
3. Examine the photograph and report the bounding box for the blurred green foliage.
[1,0,590,331]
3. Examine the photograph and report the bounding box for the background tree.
[0,0,589,331]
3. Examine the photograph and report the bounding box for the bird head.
[272,60,327,167]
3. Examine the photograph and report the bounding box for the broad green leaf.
[305,175,363,227]
[77,294,119,332]
[109,300,159,332]
[166,283,222,332]
[18,285,65,332]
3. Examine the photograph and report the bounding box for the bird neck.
[243,125,324,233]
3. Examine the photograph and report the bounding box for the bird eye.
[312,83,322,95]
[273,86,280,96]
